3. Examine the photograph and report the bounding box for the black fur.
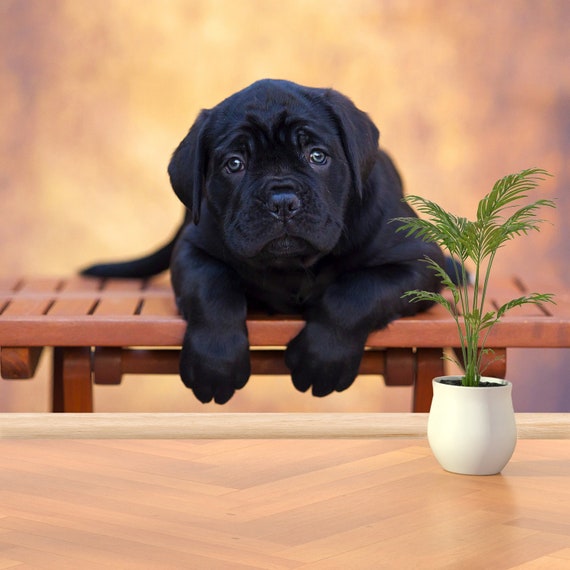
[82,79,444,404]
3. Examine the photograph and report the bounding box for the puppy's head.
[168,79,379,269]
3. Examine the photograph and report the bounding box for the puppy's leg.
[286,321,368,397]
[285,262,438,397]
[171,240,250,404]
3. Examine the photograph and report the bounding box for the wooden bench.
[1,275,568,413]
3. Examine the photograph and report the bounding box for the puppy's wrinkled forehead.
[209,80,337,149]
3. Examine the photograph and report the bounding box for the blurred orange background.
[1,0,568,412]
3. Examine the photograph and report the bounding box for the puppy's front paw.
[285,323,365,397]
[179,329,250,404]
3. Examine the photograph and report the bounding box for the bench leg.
[412,348,445,412]
[52,347,94,413]
[1,347,44,379]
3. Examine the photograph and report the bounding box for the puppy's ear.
[322,90,379,197]
[168,110,210,225]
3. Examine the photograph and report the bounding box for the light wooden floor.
[0,438,569,569]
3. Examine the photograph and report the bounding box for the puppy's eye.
[309,149,327,165]
[225,157,245,173]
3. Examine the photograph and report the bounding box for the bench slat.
[138,296,179,317]
[1,277,569,349]
[1,298,54,317]
[18,277,64,292]
[101,279,145,291]
[92,297,143,316]
[60,276,104,292]
[0,277,23,292]
[48,297,99,317]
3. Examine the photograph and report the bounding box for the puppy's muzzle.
[263,178,303,222]
[266,191,301,222]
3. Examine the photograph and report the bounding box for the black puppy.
[83,79,444,404]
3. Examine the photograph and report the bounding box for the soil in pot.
[438,378,504,388]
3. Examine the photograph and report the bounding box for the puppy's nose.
[266,192,301,221]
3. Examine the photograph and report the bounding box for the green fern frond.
[422,257,457,292]
[496,293,556,319]
[402,290,455,315]
[394,197,470,257]
[392,167,555,387]
[477,168,551,223]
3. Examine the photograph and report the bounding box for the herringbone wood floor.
[0,438,568,569]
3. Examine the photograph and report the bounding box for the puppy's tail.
[80,228,182,279]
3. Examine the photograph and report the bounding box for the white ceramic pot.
[427,376,517,475]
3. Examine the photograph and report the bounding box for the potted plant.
[394,168,555,475]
